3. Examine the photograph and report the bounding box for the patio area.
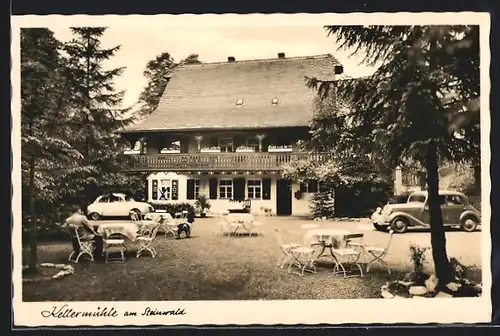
[21,216,482,301]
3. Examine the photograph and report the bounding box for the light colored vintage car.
[372,190,481,233]
[87,193,154,220]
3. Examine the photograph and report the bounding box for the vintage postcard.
[11,13,491,327]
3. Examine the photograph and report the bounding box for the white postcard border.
[11,13,492,326]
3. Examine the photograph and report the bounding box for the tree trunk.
[425,142,453,286]
[28,156,37,272]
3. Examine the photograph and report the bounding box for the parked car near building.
[371,190,481,233]
[87,193,154,220]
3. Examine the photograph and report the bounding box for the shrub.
[409,243,429,274]
[148,202,195,216]
[194,194,211,212]
[309,191,335,218]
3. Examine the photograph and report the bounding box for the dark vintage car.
[371,190,481,233]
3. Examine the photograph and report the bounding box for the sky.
[49,26,377,109]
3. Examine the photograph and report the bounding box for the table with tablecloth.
[96,223,139,241]
[226,213,257,234]
[304,228,351,262]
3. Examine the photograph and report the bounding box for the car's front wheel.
[460,216,479,232]
[373,223,389,232]
[88,212,101,221]
[390,217,409,233]
[129,209,141,220]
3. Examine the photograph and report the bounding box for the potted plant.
[194,194,211,217]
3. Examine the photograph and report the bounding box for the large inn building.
[118,53,360,216]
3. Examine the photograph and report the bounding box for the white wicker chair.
[68,227,94,263]
[136,224,160,258]
[364,230,394,274]
[274,228,316,276]
[102,228,127,263]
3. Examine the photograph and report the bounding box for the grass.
[20,217,465,301]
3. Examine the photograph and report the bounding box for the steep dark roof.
[121,54,341,133]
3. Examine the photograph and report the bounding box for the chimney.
[334,65,344,75]
[228,56,236,62]
[278,52,285,59]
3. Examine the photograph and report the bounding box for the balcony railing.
[125,152,331,172]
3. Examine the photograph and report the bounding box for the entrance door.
[276,179,292,216]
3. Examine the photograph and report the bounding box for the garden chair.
[331,247,364,278]
[136,224,160,258]
[345,233,365,252]
[68,227,94,263]
[301,223,321,247]
[364,230,394,275]
[102,228,127,263]
[219,212,243,237]
[246,214,265,237]
[274,228,316,276]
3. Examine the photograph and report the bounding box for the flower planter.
[160,150,180,154]
[381,276,482,299]
[235,149,255,153]
[268,147,292,153]
[201,149,220,153]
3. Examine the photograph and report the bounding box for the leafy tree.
[306,25,479,286]
[21,28,82,272]
[136,53,202,119]
[62,27,135,207]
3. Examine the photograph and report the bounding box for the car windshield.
[408,195,426,203]
[124,195,134,201]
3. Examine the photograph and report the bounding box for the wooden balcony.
[124,152,331,172]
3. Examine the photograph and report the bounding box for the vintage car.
[371,190,481,233]
[87,193,154,220]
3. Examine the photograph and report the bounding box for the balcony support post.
[256,134,266,152]
[195,135,204,152]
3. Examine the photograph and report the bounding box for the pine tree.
[136,53,202,119]
[307,25,480,287]
[21,28,82,272]
[62,27,135,206]
[136,52,175,118]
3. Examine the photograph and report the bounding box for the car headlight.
[148,205,154,213]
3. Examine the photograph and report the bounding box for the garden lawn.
[21,217,458,301]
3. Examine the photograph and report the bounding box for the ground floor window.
[300,180,319,193]
[194,179,200,199]
[247,179,262,199]
[219,179,233,199]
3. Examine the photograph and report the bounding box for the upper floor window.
[219,138,234,152]
[246,137,260,151]
[219,179,233,199]
[247,179,262,199]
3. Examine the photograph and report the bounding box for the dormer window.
[236,99,244,106]
[271,98,279,105]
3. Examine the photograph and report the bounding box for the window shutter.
[144,179,149,201]
[209,178,218,199]
[233,178,246,201]
[262,178,271,200]
[171,179,179,200]
[186,179,195,200]
[308,180,318,193]
[299,182,307,193]
[151,179,158,200]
